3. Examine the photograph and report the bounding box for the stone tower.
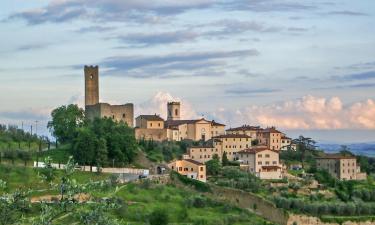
[84,65,99,107]
[167,102,180,121]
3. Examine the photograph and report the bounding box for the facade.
[167,102,181,121]
[280,135,296,151]
[186,146,220,163]
[136,115,164,129]
[84,66,134,127]
[212,134,252,161]
[316,154,367,180]
[257,127,283,151]
[168,159,206,182]
[235,146,282,179]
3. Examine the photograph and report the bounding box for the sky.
[0,0,375,143]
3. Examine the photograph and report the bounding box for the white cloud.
[212,95,375,130]
[136,91,198,120]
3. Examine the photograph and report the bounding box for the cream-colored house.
[168,159,206,182]
[280,135,296,151]
[235,146,282,180]
[316,154,366,181]
[212,134,252,161]
[187,146,220,163]
[135,114,168,141]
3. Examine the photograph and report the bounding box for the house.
[168,159,206,182]
[257,127,283,151]
[280,135,296,151]
[212,134,252,161]
[316,154,367,181]
[235,146,282,180]
[226,125,262,140]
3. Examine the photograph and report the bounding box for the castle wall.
[135,128,168,141]
[85,103,134,127]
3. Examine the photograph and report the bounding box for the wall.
[86,103,134,127]
[134,128,168,141]
[287,214,375,225]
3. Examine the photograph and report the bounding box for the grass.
[321,215,375,223]
[0,163,110,195]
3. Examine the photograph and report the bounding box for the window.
[184,168,188,171]
[258,154,262,158]
[200,175,203,178]
[179,167,182,171]
[175,109,178,116]
[112,115,115,119]
[258,161,262,165]
[158,123,161,127]
[265,154,270,158]
[90,74,93,79]
[122,113,126,118]
[191,175,194,178]
[266,161,270,165]
[200,167,203,171]
[273,161,277,165]
[150,123,152,127]
[191,168,193,171]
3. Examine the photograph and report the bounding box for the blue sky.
[0,0,375,143]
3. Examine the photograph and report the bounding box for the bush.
[149,208,169,225]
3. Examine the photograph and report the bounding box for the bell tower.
[84,65,99,107]
[167,102,180,121]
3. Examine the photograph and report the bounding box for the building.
[212,134,252,161]
[168,159,206,182]
[134,101,225,142]
[186,146,220,163]
[316,154,367,181]
[84,66,134,127]
[235,146,282,179]
[226,125,262,139]
[280,135,296,151]
[257,127,283,151]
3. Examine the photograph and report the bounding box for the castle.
[84,66,134,127]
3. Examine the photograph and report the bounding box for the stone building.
[168,159,206,182]
[84,66,134,127]
[134,101,225,142]
[226,125,262,139]
[257,127,283,151]
[235,146,282,180]
[316,154,367,180]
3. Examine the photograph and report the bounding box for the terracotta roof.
[262,166,281,170]
[213,134,251,139]
[316,154,356,160]
[226,125,262,132]
[259,127,282,133]
[237,146,278,154]
[184,159,204,165]
[281,136,292,139]
[136,114,164,121]
[211,120,225,126]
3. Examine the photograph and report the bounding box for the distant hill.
[317,142,375,157]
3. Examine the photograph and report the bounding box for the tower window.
[90,74,93,79]
[175,109,178,116]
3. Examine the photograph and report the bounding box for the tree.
[47,104,85,143]
[95,138,108,168]
[293,136,316,167]
[222,152,229,166]
[73,128,96,167]
[149,208,169,225]
[206,154,221,175]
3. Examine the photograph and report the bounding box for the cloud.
[0,107,51,122]
[211,95,375,130]
[220,0,315,12]
[226,88,280,96]
[325,10,368,16]
[336,61,375,71]
[333,71,375,81]
[8,0,214,25]
[117,30,199,46]
[76,25,115,33]
[136,91,198,119]
[100,49,259,78]
[316,82,375,90]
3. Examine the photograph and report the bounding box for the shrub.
[149,208,169,225]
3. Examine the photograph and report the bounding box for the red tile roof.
[259,127,282,133]
[226,125,262,132]
[213,134,251,139]
[136,114,164,121]
[237,146,278,154]
[184,159,204,165]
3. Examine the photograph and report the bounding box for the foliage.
[171,171,211,192]
[38,157,57,183]
[47,104,85,143]
[206,154,221,176]
[138,139,188,162]
[222,152,229,166]
[149,208,169,225]
[217,167,261,193]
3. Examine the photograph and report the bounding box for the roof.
[281,136,292,140]
[136,114,164,121]
[259,127,282,133]
[165,118,219,127]
[189,146,214,149]
[316,153,356,160]
[262,166,281,170]
[213,134,251,139]
[237,146,278,154]
[211,120,225,126]
[184,159,204,166]
[226,125,262,132]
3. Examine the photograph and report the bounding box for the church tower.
[167,102,180,121]
[84,65,99,107]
